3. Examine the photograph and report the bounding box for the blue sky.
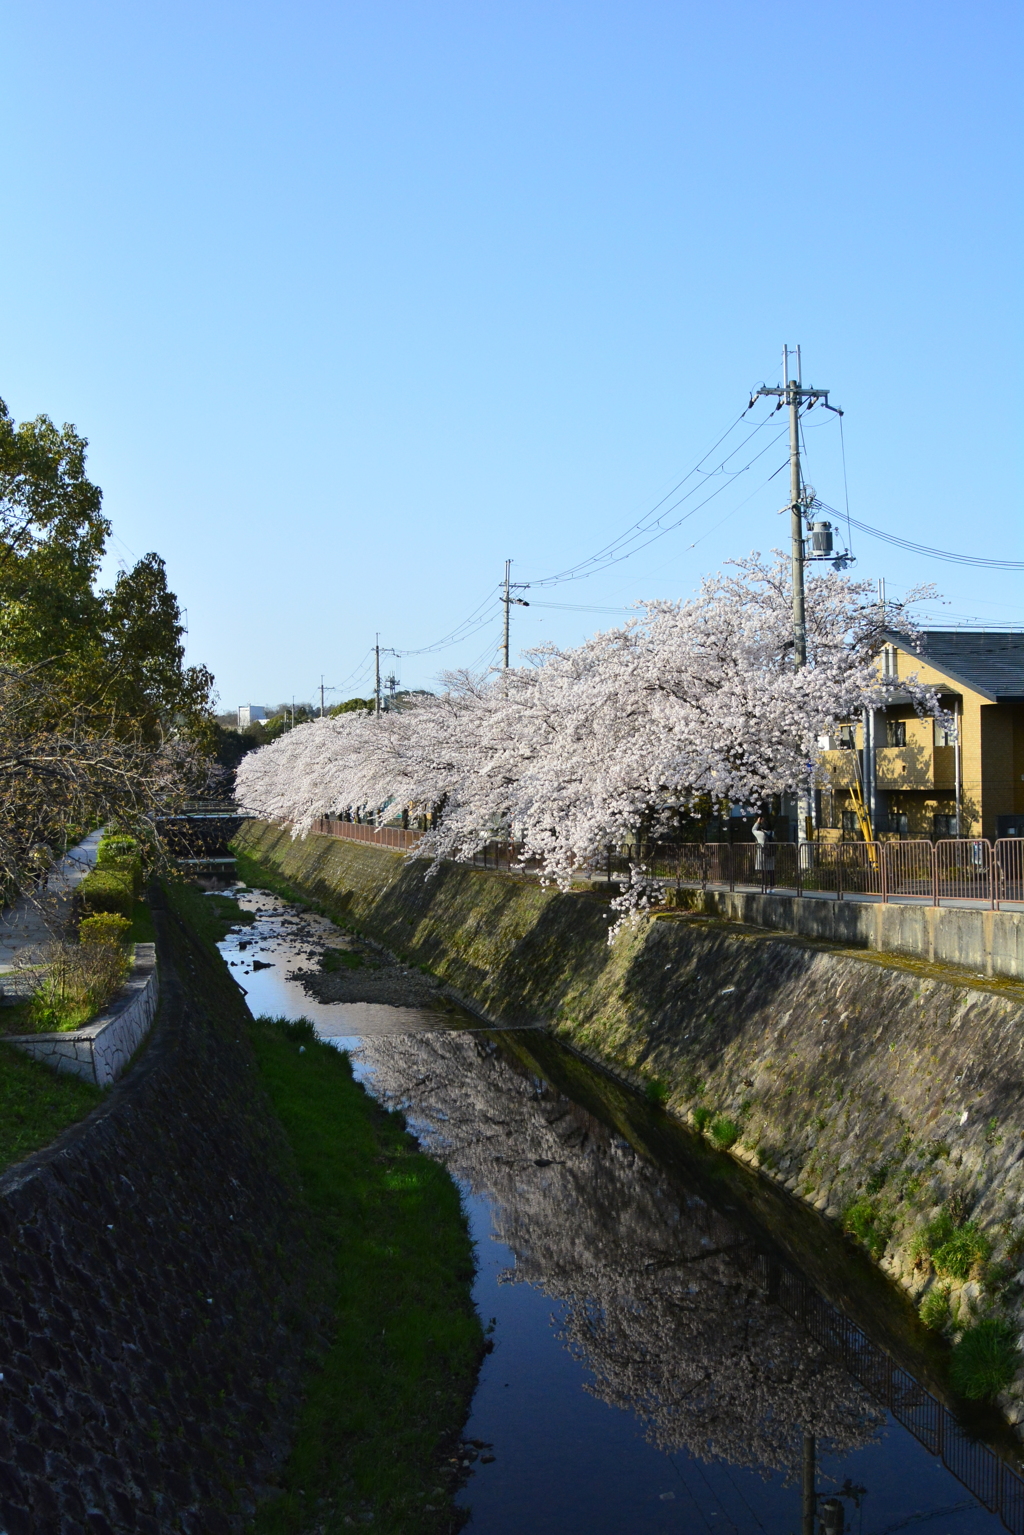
[1,1,1020,710]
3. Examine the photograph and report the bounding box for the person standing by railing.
[752,813,776,893]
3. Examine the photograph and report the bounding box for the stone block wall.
[235,819,1024,1426]
[0,889,318,1534]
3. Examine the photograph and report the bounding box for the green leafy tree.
[0,400,108,676]
[101,552,215,748]
[0,397,217,896]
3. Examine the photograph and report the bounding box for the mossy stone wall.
[237,820,1024,1425]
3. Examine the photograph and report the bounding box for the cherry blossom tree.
[237,556,940,905]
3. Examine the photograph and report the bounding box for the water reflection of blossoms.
[357,1031,883,1478]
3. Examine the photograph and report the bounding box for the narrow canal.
[214,883,1021,1535]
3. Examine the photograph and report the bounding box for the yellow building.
[818,630,1024,842]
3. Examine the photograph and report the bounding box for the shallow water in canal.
[217,886,1016,1535]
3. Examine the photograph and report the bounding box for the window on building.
[841,810,860,838]
[886,719,907,747]
[888,811,909,838]
[837,724,856,749]
[934,721,955,748]
[933,814,958,839]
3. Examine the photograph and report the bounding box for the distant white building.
[237,705,268,729]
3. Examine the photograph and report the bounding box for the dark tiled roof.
[884,629,1024,703]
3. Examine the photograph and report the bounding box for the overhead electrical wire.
[345,390,1016,685]
[530,600,633,614]
[524,408,789,588]
[809,499,1024,570]
[682,457,789,554]
[392,588,505,657]
[327,647,377,697]
[326,398,801,682]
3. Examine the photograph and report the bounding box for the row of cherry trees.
[237,556,939,896]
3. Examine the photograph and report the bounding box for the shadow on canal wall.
[0,884,320,1533]
[235,821,1024,1434]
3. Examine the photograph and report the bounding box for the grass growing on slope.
[232,849,329,915]
[165,878,255,948]
[250,1015,483,1535]
[128,897,156,944]
[0,1044,102,1172]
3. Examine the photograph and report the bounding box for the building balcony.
[874,745,933,789]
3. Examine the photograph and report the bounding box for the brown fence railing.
[312,818,424,850]
[309,819,1024,910]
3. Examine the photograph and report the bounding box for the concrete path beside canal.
[0,829,102,981]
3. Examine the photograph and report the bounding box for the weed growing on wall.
[710,1116,740,1150]
[842,1200,894,1259]
[914,1208,992,1281]
[919,1285,952,1333]
[950,1319,1020,1401]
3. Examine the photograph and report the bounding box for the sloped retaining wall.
[5,942,158,1086]
[235,819,1024,1427]
[0,887,317,1535]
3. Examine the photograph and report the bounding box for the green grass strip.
[249,1016,482,1534]
[0,1045,102,1173]
[165,878,256,948]
[129,897,157,944]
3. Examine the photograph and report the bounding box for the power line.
[392,588,504,656]
[682,457,789,554]
[530,600,633,614]
[525,410,789,588]
[811,500,1024,570]
[332,647,376,695]
[463,620,505,674]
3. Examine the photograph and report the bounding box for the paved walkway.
[0,829,102,973]
[583,870,1024,914]
[691,881,1024,913]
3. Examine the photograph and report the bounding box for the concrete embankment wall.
[237,820,1024,1424]
[0,885,318,1533]
[682,886,1024,982]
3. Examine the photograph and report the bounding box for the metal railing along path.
[308,821,1024,912]
[653,837,1024,911]
[755,1253,1024,1533]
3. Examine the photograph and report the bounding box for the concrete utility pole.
[501,559,530,669]
[320,676,325,718]
[752,348,843,844]
[374,636,382,716]
[801,1432,816,1535]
